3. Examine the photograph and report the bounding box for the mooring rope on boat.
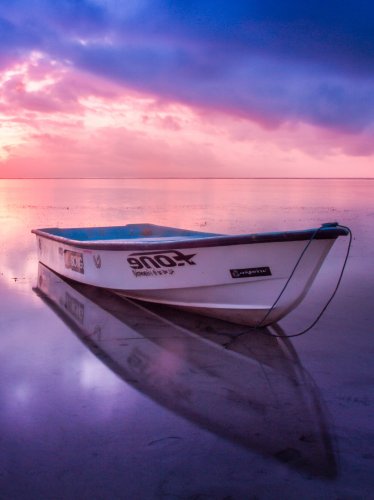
[256,223,353,338]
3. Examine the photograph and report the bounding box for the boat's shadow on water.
[35,263,337,478]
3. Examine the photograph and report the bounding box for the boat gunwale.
[31,225,348,251]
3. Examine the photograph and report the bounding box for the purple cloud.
[1,0,374,137]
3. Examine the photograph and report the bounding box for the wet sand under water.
[0,178,373,499]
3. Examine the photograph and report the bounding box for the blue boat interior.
[32,222,349,248]
[39,224,222,241]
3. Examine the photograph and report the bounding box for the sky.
[0,0,373,178]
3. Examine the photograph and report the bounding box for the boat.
[32,222,349,326]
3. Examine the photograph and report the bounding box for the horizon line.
[1,177,374,180]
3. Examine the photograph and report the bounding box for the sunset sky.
[0,1,373,178]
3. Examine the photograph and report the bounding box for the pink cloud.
[0,52,373,179]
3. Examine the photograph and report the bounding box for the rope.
[256,224,352,338]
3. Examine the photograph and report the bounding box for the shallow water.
[1,179,373,499]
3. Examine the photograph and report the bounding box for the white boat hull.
[32,224,342,325]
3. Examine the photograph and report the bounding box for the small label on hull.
[230,266,272,279]
[64,250,84,274]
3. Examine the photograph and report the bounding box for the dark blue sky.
[1,0,373,134]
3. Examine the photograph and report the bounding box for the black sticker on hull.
[64,250,84,274]
[230,266,271,279]
[127,249,196,277]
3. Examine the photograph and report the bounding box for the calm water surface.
[0,179,373,499]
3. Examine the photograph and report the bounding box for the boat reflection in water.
[35,263,336,477]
